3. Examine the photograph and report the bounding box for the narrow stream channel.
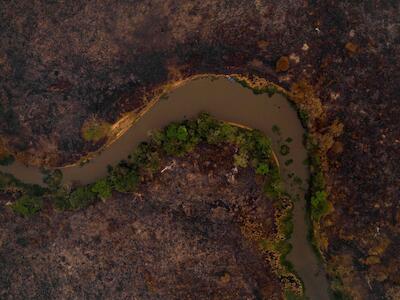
[0,77,329,299]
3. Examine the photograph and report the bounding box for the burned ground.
[0,145,283,299]
[0,1,399,299]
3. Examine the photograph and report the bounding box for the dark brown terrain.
[0,1,399,299]
[0,145,287,299]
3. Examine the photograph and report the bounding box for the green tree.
[256,162,269,175]
[11,195,43,217]
[92,178,112,201]
[109,164,139,193]
[233,150,248,168]
[68,186,97,210]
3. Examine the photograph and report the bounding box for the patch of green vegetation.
[11,195,43,217]
[0,171,46,197]
[233,78,252,89]
[265,85,278,97]
[298,110,309,128]
[91,178,112,201]
[255,162,269,175]
[263,167,282,200]
[52,190,71,211]
[310,191,329,221]
[286,137,293,143]
[280,144,290,156]
[233,151,248,168]
[301,132,332,268]
[68,186,97,210]
[108,162,140,193]
[232,78,278,96]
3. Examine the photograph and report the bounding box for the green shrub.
[264,180,282,199]
[149,130,164,146]
[256,162,270,175]
[248,130,272,160]
[311,191,329,221]
[92,178,112,201]
[298,110,309,128]
[109,164,139,193]
[11,195,43,217]
[176,125,188,141]
[163,123,196,156]
[219,123,238,143]
[68,186,97,210]
[311,170,325,192]
[130,143,161,173]
[280,208,294,238]
[52,191,72,211]
[265,85,277,97]
[196,112,219,139]
[233,151,248,168]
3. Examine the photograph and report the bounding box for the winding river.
[0,77,329,299]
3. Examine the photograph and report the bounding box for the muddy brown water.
[0,77,329,299]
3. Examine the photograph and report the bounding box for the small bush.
[109,164,139,193]
[233,151,248,168]
[256,162,270,175]
[91,178,112,201]
[52,191,72,211]
[68,186,97,210]
[163,123,196,156]
[11,195,43,217]
[298,110,309,128]
[311,191,329,221]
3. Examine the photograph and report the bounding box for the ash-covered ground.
[0,1,399,299]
